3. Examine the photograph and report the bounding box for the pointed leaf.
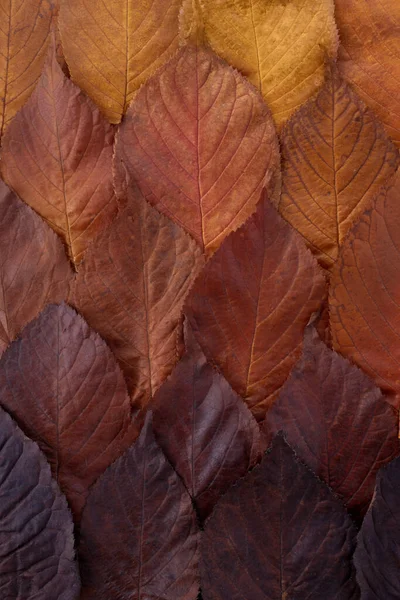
[0,303,140,520]
[115,44,279,255]
[185,192,326,420]
[79,414,199,600]
[180,0,338,127]
[0,181,73,357]
[1,43,118,266]
[202,435,359,600]
[71,186,204,407]
[0,407,80,599]
[152,322,263,521]
[263,326,399,520]
[278,63,399,269]
[59,0,181,123]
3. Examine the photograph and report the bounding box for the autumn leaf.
[79,414,199,600]
[330,169,400,405]
[185,191,326,420]
[354,456,400,599]
[278,63,399,269]
[336,0,400,147]
[71,185,204,407]
[1,39,118,267]
[180,0,338,128]
[59,0,181,123]
[0,181,73,357]
[202,435,359,600]
[0,406,80,599]
[263,326,399,520]
[0,303,141,520]
[115,43,279,255]
[152,321,263,521]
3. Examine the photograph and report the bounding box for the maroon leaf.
[0,406,80,599]
[202,435,360,600]
[79,413,199,600]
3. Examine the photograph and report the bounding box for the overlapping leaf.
[1,40,118,267]
[0,303,140,520]
[71,185,204,406]
[336,0,400,147]
[263,326,399,519]
[79,415,199,600]
[278,63,399,269]
[152,322,263,520]
[330,169,400,404]
[180,0,338,127]
[185,191,326,420]
[59,0,181,123]
[0,181,73,357]
[202,435,359,600]
[0,406,80,599]
[115,43,279,255]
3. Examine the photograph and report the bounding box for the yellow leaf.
[59,0,181,123]
[181,0,338,127]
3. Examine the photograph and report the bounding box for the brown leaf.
[115,43,279,255]
[0,181,73,357]
[1,41,118,267]
[185,191,326,420]
[152,321,263,521]
[79,414,199,600]
[278,63,399,269]
[202,435,359,600]
[71,186,204,407]
[0,406,80,599]
[263,326,399,520]
[0,303,140,520]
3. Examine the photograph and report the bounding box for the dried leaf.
[0,303,140,520]
[0,181,73,357]
[79,414,199,600]
[263,326,399,520]
[354,456,400,599]
[71,187,204,407]
[115,43,279,255]
[0,406,80,599]
[59,0,181,123]
[202,435,359,600]
[336,0,400,147]
[278,63,399,269]
[330,169,400,404]
[152,322,263,521]
[1,41,118,267]
[185,191,326,420]
[180,0,338,127]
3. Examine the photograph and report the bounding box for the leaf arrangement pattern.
[1,1,400,599]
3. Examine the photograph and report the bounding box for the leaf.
[185,191,326,421]
[329,169,400,404]
[1,40,118,267]
[180,0,338,128]
[278,62,399,269]
[114,43,279,255]
[0,0,53,140]
[152,321,263,521]
[354,456,400,599]
[58,0,181,123]
[0,406,80,599]
[79,414,199,600]
[202,435,359,600]
[335,0,400,147]
[70,185,204,407]
[0,181,73,357]
[263,326,399,520]
[0,303,140,520]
